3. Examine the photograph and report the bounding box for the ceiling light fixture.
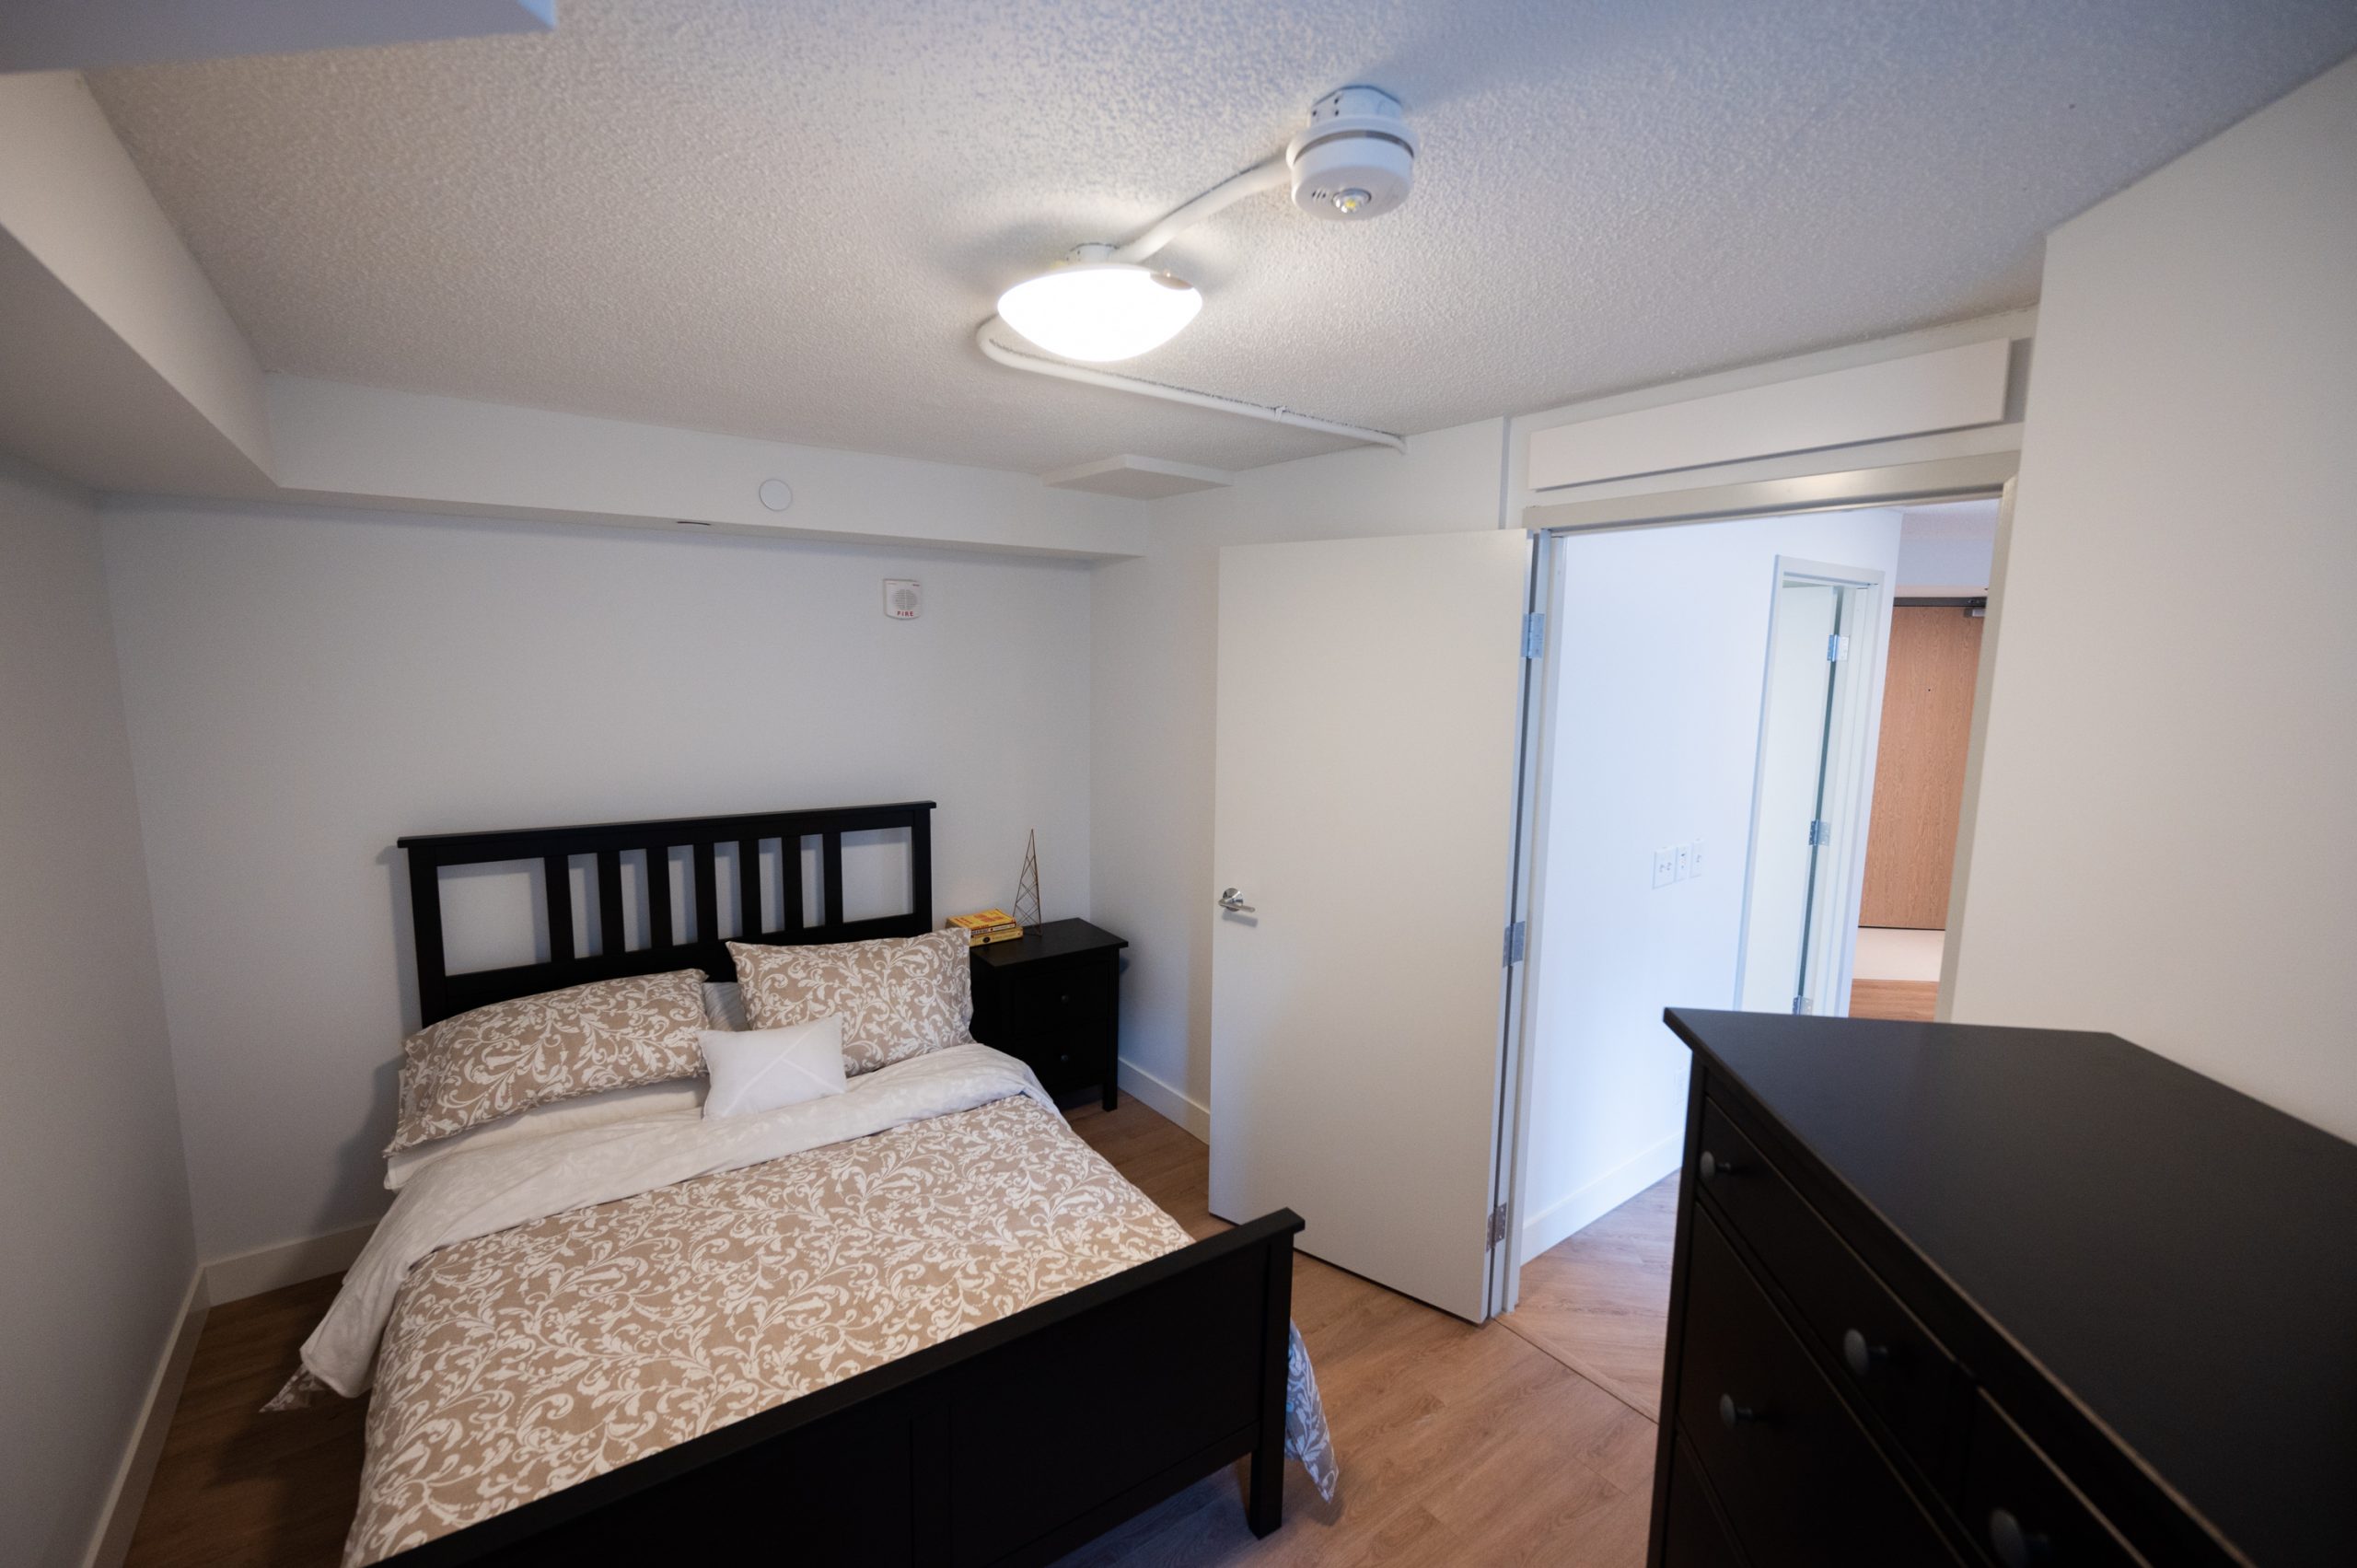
[996,245,1202,363]
[979,86,1417,451]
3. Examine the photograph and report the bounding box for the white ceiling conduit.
[978,87,1417,455]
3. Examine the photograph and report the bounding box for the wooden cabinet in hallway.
[1861,605,1984,931]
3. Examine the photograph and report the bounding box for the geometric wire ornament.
[1013,829,1042,929]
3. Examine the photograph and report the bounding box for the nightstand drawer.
[1012,953,1115,1090]
[1697,1098,1962,1475]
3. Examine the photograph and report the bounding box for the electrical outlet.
[1652,847,1678,889]
[1675,842,1694,881]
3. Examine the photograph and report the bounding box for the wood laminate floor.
[1496,1176,1678,1422]
[128,1095,1676,1568]
[1850,978,1940,1021]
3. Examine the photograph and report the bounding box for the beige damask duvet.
[271,1044,1333,1565]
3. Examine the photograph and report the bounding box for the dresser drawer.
[1660,1436,1746,1568]
[1676,1211,1960,1567]
[1696,1098,1962,1474]
[1958,1390,2142,1568]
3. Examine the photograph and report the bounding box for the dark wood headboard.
[399,801,936,1026]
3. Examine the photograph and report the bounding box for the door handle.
[1217,888,1256,913]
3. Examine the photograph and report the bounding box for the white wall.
[266,377,1150,559]
[102,500,1096,1261]
[0,73,271,482]
[1520,508,1902,1257]
[1949,52,2357,1142]
[1089,419,1509,1133]
[1895,505,1997,592]
[0,457,193,1568]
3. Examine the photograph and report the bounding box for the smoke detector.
[1287,87,1418,220]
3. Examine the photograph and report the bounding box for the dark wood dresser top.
[1663,1008,2357,1565]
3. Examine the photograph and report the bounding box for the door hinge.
[1503,920,1527,965]
[1522,611,1546,658]
[1806,819,1830,846]
[1487,1201,1512,1249]
[1827,633,1849,661]
[1793,996,1815,1016]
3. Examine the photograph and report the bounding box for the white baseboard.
[1116,1055,1211,1144]
[1520,1133,1683,1260]
[83,1270,207,1568]
[204,1219,377,1305]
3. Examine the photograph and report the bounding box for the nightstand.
[968,918,1126,1109]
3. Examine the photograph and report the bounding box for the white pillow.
[703,981,749,1031]
[701,1017,848,1120]
[384,1078,706,1190]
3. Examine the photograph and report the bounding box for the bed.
[280,801,1324,1565]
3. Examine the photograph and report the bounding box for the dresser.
[1650,1009,2357,1568]
[968,918,1125,1109]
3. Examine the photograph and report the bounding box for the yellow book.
[948,911,1025,945]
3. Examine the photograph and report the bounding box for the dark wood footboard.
[381,1209,1307,1566]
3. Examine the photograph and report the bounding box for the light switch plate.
[1675,842,1694,881]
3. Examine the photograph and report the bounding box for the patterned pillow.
[727,931,972,1075]
[388,969,708,1154]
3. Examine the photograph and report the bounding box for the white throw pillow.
[701,1017,848,1120]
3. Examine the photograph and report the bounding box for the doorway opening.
[1850,498,1999,1020]
[1501,491,1999,1346]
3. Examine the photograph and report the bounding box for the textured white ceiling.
[1901,498,2001,541]
[87,1,2357,474]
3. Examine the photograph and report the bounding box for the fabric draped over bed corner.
[273,1043,1335,1565]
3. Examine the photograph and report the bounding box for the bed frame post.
[1248,1224,1297,1538]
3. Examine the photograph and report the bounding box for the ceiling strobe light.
[997,244,1203,363]
[1288,87,1417,221]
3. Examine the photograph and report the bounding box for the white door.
[1736,558,1887,1016]
[1209,529,1535,1322]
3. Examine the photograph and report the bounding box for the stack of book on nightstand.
[947,908,1024,946]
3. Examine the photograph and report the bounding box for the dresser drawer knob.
[1699,1149,1741,1182]
[1841,1328,1889,1379]
[1716,1393,1758,1430]
[1987,1508,2050,1568]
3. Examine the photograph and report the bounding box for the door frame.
[1729,556,1890,1018]
[1494,464,2008,1312]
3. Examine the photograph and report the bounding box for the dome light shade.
[997,261,1202,362]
